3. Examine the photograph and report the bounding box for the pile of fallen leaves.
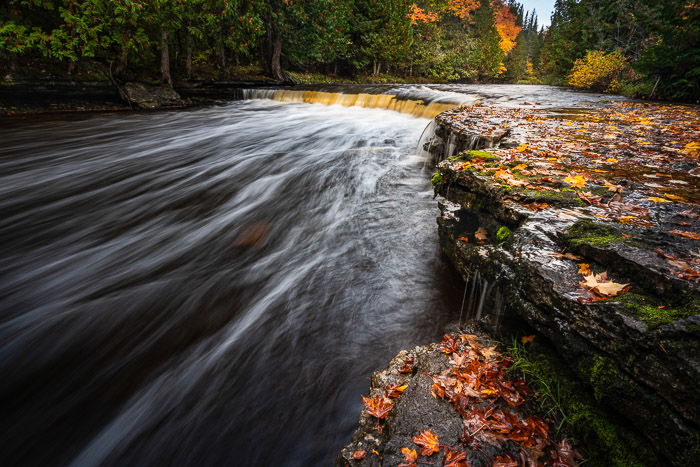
[358,333,581,466]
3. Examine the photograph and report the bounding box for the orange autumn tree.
[408,4,439,24]
[493,0,521,53]
[447,0,480,21]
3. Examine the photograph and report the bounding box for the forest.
[1,0,698,101]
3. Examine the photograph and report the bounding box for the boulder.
[122,82,184,109]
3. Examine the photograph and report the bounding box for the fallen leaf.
[474,227,488,245]
[563,175,587,188]
[457,236,470,242]
[443,448,468,467]
[411,430,440,456]
[362,395,393,420]
[398,357,415,374]
[649,196,672,203]
[352,450,366,460]
[398,447,417,467]
[578,263,591,275]
[386,383,408,398]
[580,272,630,298]
[666,230,700,240]
[521,335,536,344]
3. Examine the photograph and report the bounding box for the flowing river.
[0,85,618,466]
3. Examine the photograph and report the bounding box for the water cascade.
[242,89,459,119]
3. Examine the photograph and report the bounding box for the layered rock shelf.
[341,102,699,466]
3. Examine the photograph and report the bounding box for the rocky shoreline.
[0,79,289,116]
[341,102,699,465]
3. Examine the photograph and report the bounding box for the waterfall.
[242,89,458,119]
[459,272,507,333]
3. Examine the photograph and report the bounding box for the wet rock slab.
[337,334,577,467]
[431,102,700,465]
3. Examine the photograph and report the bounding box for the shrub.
[567,50,627,93]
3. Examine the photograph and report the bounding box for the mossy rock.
[612,292,699,329]
[516,188,585,207]
[497,226,512,242]
[448,150,500,163]
[564,220,626,248]
[431,171,443,186]
[506,342,656,466]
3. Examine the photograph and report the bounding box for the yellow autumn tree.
[568,50,627,93]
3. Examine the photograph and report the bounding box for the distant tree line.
[540,0,699,101]
[1,0,696,100]
[0,0,527,83]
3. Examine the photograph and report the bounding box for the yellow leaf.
[521,335,536,344]
[512,164,528,171]
[648,197,672,203]
[664,194,684,201]
[680,142,700,153]
[578,263,591,275]
[605,158,618,163]
[563,175,587,188]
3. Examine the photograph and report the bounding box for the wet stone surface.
[429,102,700,465]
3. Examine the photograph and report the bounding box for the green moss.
[431,171,443,186]
[612,293,698,328]
[448,150,500,162]
[507,341,655,466]
[518,189,585,206]
[496,226,512,242]
[564,220,625,247]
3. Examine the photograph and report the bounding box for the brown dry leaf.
[666,230,700,240]
[580,272,630,298]
[474,227,488,245]
[603,179,624,193]
[411,430,440,456]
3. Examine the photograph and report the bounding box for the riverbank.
[0,79,293,116]
[340,100,700,465]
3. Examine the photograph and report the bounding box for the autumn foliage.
[568,50,628,93]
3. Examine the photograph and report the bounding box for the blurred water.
[0,99,463,466]
[0,83,616,466]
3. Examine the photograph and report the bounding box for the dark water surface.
[0,85,615,466]
[1,98,466,466]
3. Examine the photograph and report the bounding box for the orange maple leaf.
[411,429,440,456]
[563,175,587,188]
[362,395,393,420]
[398,447,418,467]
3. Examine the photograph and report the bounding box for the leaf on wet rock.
[352,450,366,460]
[563,175,587,188]
[577,263,591,275]
[442,448,469,467]
[648,196,672,203]
[411,429,440,456]
[398,447,417,467]
[362,395,393,420]
[474,227,488,245]
[386,382,408,398]
[580,272,630,298]
[398,357,415,374]
[666,230,700,240]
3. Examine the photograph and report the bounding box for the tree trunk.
[185,32,193,80]
[269,34,283,81]
[161,30,172,86]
